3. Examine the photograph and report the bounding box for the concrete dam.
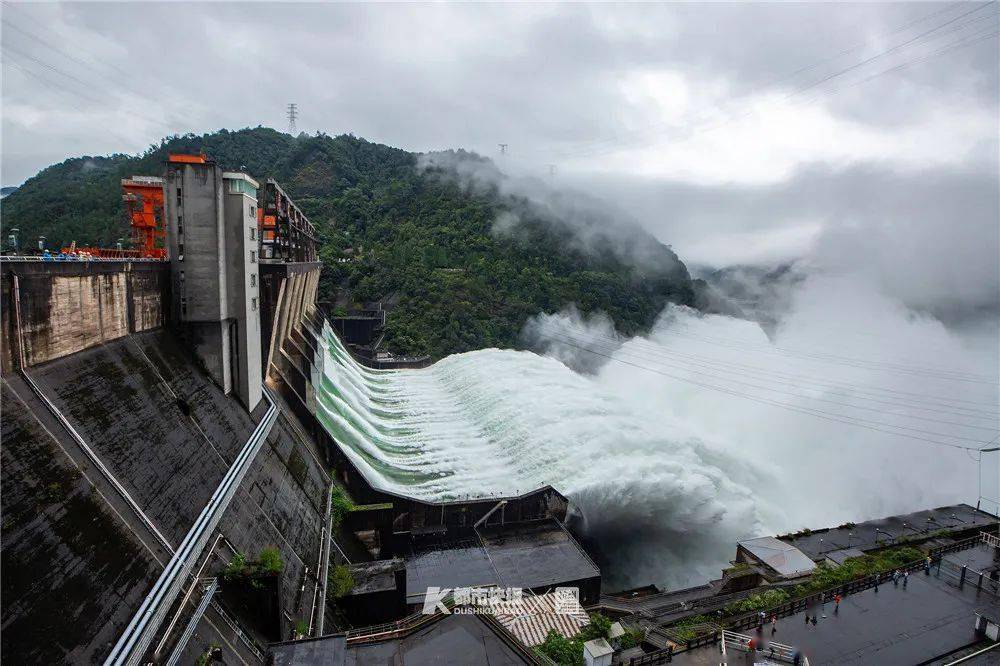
[6,151,994,666]
[0,153,600,665]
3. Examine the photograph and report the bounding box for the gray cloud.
[418,149,690,278]
[2,2,996,324]
[2,2,996,184]
[574,162,999,319]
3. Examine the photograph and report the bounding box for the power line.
[535,323,998,435]
[1,16,160,102]
[535,316,1000,407]
[531,325,994,452]
[1,1,134,80]
[1,5,195,136]
[1,56,142,147]
[517,3,998,162]
[644,318,999,384]
[533,322,999,420]
[626,326,997,387]
[800,24,1000,105]
[0,43,176,132]
[587,5,997,159]
[785,2,997,101]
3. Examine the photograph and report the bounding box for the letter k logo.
[421,587,452,614]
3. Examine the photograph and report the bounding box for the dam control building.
[163,153,264,410]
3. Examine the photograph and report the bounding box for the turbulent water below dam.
[315,277,998,589]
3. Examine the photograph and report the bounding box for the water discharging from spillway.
[316,320,766,587]
[314,288,993,588]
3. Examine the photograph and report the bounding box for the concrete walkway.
[673,567,1000,665]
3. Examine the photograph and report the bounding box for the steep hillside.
[1,128,697,358]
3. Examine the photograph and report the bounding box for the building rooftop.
[347,558,402,596]
[268,613,533,665]
[404,519,600,605]
[344,613,530,665]
[738,536,817,578]
[672,548,1000,665]
[222,171,260,188]
[778,503,997,560]
[480,519,601,590]
[269,635,346,666]
[489,591,589,647]
[944,540,1000,576]
[405,544,498,605]
[824,547,865,566]
[584,637,613,659]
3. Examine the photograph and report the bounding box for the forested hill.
[1,127,701,358]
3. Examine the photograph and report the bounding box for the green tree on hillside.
[1,128,698,358]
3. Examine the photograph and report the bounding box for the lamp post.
[926,516,941,534]
[875,528,893,544]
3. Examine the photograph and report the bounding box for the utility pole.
[498,143,508,155]
[287,103,298,134]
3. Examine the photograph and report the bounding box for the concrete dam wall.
[0,260,169,373]
[2,329,331,662]
[0,380,161,664]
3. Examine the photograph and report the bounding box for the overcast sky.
[2,1,997,274]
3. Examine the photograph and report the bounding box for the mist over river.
[315,273,998,589]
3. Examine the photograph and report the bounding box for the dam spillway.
[314,319,766,589]
[312,296,995,589]
[316,322,578,502]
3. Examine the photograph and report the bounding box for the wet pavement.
[946,542,1000,576]
[672,564,1000,665]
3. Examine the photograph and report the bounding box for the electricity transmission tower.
[287,103,298,134]
[498,143,508,155]
[547,164,557,177]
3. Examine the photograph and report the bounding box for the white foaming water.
[316,274,997,589]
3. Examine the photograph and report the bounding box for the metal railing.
[940,558,1000,596]
[933,534,987,557]
[209,599,266,662]
[627,647,676,665]
[661,621,721,643]
[165,579,218,666]
[104,386,279,666]
[344,593,457,645]
[0,254,167,262]
[946,641,1000,664]
[722,550,965,633]
[17,367,174,552]
[722,630,800,664]
[630,537,988,665]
